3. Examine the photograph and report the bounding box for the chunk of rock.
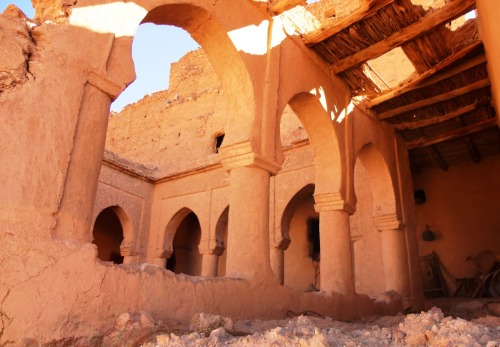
[190,312,233,335]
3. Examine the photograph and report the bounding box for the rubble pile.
[127,308,499,347]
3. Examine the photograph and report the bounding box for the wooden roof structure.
[300,0,500,173]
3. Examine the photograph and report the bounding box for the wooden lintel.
[393,102,483,131]
[303,0,396,45]
[330,0,476,74]
[407,118,498,149]
[379,78,490,120]
[366,46,485,108]
[270,0,306,14]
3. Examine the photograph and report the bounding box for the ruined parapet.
[0,5,35,91]
[31,0,76,23]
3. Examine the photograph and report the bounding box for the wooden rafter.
[393,102,484,130]
[330,0,476,74]
[407,117,498,149]
[415,128,448,170]
[378,78,490,120]
[366,47,485,108]
[303,0,396,45]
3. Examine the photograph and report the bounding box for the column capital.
[120,245,139,257]
[314,192,355,214]
[373,214,403,232]
[155,247,173,259]
[218,141,281,175]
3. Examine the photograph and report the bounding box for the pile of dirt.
[129,308,500,347]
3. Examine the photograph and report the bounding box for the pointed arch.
[282,92,344,196]
[280,184,316,247]
[92,205,133,264]
[356,143,397,216]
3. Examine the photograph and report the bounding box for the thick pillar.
[201,252,219,277]
[314,193,355,295]
[477,0,500,122]
[153,248,172,268]
[219,142,281,280]
[200,242,224,277]
[374,214,410,295]
[54,72,126,243]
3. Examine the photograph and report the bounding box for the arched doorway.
[281,184,319,291]
[92,207,124,264]
[166,211,202,276]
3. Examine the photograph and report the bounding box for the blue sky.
[3,0,319,112]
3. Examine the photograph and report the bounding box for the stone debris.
[136,308,500,347]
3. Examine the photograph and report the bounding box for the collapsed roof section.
[268,0,499,173]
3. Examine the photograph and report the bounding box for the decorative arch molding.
[279,184,316,250]
[280,92,346,197]
[354,143,399,220]
[71,0,265,149]
[92,205,136,257]
[159,207,203,257]
[213,205,229,255]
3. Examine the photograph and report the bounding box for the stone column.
[219,142,281,280]
[314,193,355,295]
[374,214,410,295]
[53,72,126,243]
[153,247,173,268]
[201,243,224,277]
[120,244,139,265]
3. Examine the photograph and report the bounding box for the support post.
[314,193,355,295]
[374,214,410,295]
[219,142,281,281]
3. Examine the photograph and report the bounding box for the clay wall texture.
[8,0,498,343]
[414,155,500,293]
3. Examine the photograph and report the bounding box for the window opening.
[215,133,225,153]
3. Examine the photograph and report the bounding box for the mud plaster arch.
[71,0,261,148]
[160,207,203,254]
[214,206,229,249]
[281,92,345,196]
[354,143,397,218]
[91,205,134,259]
[279,184,316,250]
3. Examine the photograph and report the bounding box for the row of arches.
[80,0,409,297]
[92,138,400,298]
[91,205,229,277]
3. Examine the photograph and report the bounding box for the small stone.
[138,311,155,328]
[115,312,132,331]
[486,341,498,347]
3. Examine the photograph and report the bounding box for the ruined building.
[1,0,500,344]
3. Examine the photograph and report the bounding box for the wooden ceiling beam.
[303,0,396,45]
[406,117,498,149]
[366,48,485,108]
[393,102,484,131]
[330,0,476,74]
[379,78,490,120]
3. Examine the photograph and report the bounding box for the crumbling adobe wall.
[106,49,225,176]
